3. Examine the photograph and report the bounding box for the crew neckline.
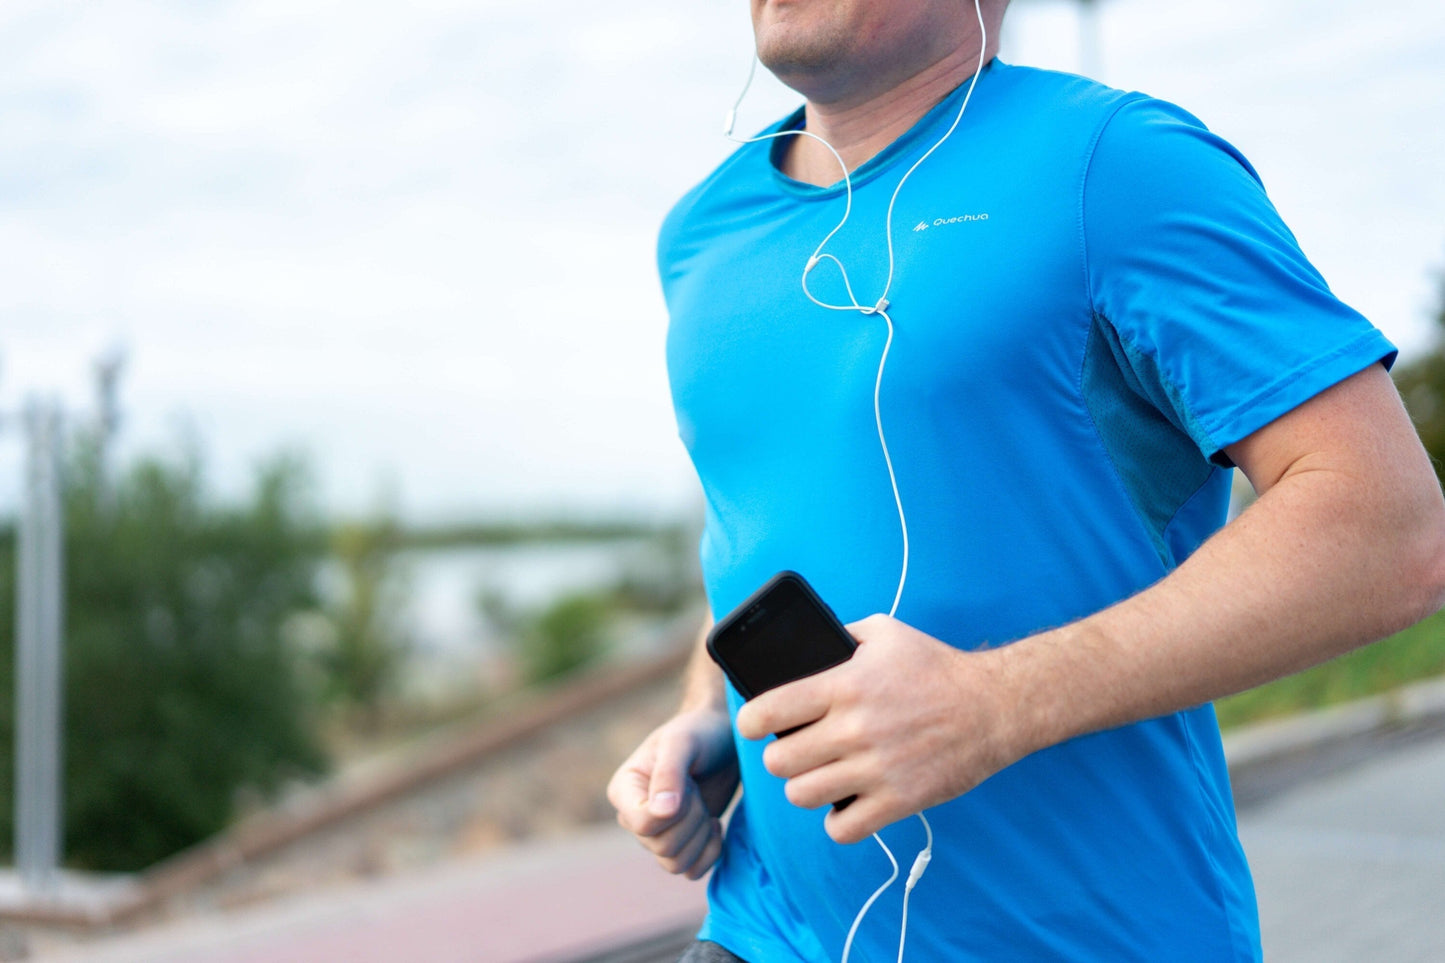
[766,58,1002,199]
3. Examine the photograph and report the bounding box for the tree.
[320,518,410,728]
[0,441,328,871]
[1394,268,1445,488]
[520,592,613,684]
[477,528,704,689]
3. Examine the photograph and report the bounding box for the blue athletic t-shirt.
[659,61,1394,962]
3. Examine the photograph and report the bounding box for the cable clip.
[905,850,931,891]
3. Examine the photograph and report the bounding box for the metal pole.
[1078,0,1103,80]
[93,348,125,497]
[15,399,65,896]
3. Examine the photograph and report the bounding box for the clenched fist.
[607,707,740,879]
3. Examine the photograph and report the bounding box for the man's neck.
[780,48,996,188]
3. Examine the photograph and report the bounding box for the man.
[608,0,1445,959]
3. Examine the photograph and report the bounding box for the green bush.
[477,532,703,690]
[321,519,409,726]
[0,441,328,872]
[1216,608,1445,729]
[1394,269,1445,489]
[519,592,612,684]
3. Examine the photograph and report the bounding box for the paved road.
[1238,729,1445,963]
[30,829,707,963]
[30,726,1445,962]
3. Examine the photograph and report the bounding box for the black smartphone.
[707,570,857,701]
[707,571,858,809]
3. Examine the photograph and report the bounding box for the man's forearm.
[1001,368,1445,757]
[678,613,726,715]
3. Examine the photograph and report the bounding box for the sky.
[1,0,1442,523]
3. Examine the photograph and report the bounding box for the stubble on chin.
[752,2,857,84]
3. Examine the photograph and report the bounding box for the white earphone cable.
[723,4,985,959]
[725,0,987,616]
[878,0,989,312]
[897,812,935,963]
[874,308,908,618]
[841,832,899,963]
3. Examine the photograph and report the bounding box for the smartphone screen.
[707,571,856,700]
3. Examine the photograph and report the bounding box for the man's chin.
[756,32,855,90]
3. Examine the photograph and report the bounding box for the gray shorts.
[677,940,747,963]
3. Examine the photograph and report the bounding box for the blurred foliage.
[319,518,410,728]
[399,519,687,551]
[0,438,327,872]
[479,587,611,685]
[1216,608,1445,728]
[522,592,613,684]
[479,527,702,687]
[610,522,700,614]
[1394,267,1445,486]
[0,419,691,868]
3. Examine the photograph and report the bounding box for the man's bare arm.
[677,613,725,714]
[1008,362,1445,751]
[739,364,1445,842]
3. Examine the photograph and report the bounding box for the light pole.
[1011,0,1108,81]
[1077,0,1104,81]
[12,398,66,898]
[93,348,125,495]
[3,351,123,900]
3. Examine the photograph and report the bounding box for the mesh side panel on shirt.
[1082,313,1214,569]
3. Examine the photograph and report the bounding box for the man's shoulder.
[655,115,792,274]
[989,63,1260,203]
[986,61,1140,127]
[987,62,1222,155]
[655,151,746,271]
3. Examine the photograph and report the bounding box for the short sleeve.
[1083,97,1396,467]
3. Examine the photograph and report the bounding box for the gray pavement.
[27,828,706,963]
[1239,731,1445,963]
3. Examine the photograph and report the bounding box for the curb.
[1222,674,1445,774]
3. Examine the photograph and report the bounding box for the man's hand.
[607,707,739,880]
[736,615,1019,845]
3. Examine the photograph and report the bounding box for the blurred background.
[0,0,1443,960]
